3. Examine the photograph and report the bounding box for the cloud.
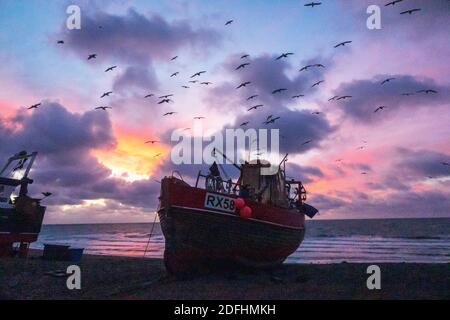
[60,8,222,64]
[113,66,159,93]
[331,74,450,123]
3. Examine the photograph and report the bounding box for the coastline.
[0,250,448,300]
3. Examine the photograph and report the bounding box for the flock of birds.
[23,1,448,172]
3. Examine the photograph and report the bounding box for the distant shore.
[0,250,448,300]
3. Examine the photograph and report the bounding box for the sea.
[31,218,450,264]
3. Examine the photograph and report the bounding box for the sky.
[0,0,449,224]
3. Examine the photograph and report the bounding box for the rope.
[143,212,158,258]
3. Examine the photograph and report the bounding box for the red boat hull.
[158,177,305,274]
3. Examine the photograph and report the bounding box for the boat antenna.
[213,148,242,172]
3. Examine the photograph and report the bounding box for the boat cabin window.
[0,184,15,209]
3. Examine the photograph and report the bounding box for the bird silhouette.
[144,94,154,98]
[301,140,313,146]
[311,80,324,88]
[276,53,294,60]
[247,95,258,100]
[311,111,322,115]
[225,20,234,26]
[95,106,112,111]
[241,54,250,59]
[88,54,97,60]
[292,94,304,99]
[57,40,64,44]
[272,88,287,94]
[236,63,250,70]
[385,0,403,6]
[101,91,113,98]
[240,121,250,126]
[237,82,251,89]
[27,103,41,110]
[191,71,206,78]
[374,106,387,113]
[304,2,322,7]
[159,94,174,99]
[105,66,117,72]
[201,82,212,85]
[182,85,190,89]
[153,153,162,158]
[417,89,437,94]
[194,116,205,120]
[158,99,173,104]
[401,92,414,96]
[248,105,264,111]
[441,162,450,166]
[264,117,280,124]
[163,112,177,116]
[400,8,421,15]
[328,96,339,101]
[171,72,179,77]
[42,192,52,198]
[337,95,352,100]
[381,78,396,85]
[334,41,352,48]
[171,56,178,61]
[145,140,159,144]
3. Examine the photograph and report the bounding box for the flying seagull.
[401,92,414,96]
[159,94,174,99]
[57,40,64,44]
[385,0,403,6]
[374,106,387,113]
[87,54,97,60]
[27,103,41,110]
[182,85,190,89]
[145,140,159,144]
[247,95,258,100]
[441,162,450,166]
[264,117,281,125]
[240,121,250,127]
[191,71,206,78]
[311,80,324,88]
[95,106,111,111]
[171,56,178,61]
[292,94,304,99]
[201,82,212,85]
[304,2,322,7]
[311,111,322,115]
[171,72,179,77]
[241,54,250,59]
[417,89,438,94]
[153,153,162,158]
[163,112,177,116]
[194,116,205,120]
[105,66,117,72]
[236,63,250,70]
[248,105,264,111]
[334,41,352,48]
[328,95,339,101]
[189,80,199,84]
[158,99,173,104]
[225,20,234,26]
[381,77,396,85]
[276,53,294,60]
[42,192,52,198]
[272,88,287,94]
[337,95,352,100]
[100,91,113,98]
[144,94,154,98]
[237,82,251,89]
[301,140,313,146]
[400,8,421,15]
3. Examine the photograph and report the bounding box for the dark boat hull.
[158,177,305,274]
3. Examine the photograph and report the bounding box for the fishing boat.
[0,151,46,257]
[157,151,318,275]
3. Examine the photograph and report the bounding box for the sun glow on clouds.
[93,131,168,182]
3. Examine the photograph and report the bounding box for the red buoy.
[234,198,246,210]
[239,206,252,219]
